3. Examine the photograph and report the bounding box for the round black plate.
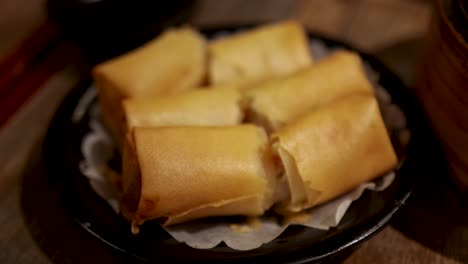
[43,26,429,264]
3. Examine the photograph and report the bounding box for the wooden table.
[0,0,466,263]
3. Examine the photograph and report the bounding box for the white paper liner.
[77,39,409,251]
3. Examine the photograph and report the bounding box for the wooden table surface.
[0,0,466,263]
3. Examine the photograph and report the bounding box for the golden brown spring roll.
[121,125,278,231]
[208,20,313,85]
[93,28,206,147]
[245,51,374,132]
[122,87,243,136]
[272,95,397,213]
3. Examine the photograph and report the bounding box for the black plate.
[43,27,429,263]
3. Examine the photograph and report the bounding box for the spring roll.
[121,125,278,231]
[245,51,374,132]
[272,95,397,213]
[208,20,313,85]
[92,28,206,147]
[122,87,243,136]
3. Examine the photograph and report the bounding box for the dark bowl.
[47,0,197,62]
[39,26,433,263]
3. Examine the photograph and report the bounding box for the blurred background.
[0,0,431,56]
[0,0,431,78]
[1,0,467,264]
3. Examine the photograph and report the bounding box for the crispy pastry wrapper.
[80,118,396,250]
[80,93,404,250]
[245,50,374,132]
[272,95,398,213]
[92,28,206,148]
[80,40,409,251]
[121,125,278,230]
[122,87,243,136]
[80,103,403,250]
[208,20,313,85]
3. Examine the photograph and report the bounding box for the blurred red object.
[0,20,79,127]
